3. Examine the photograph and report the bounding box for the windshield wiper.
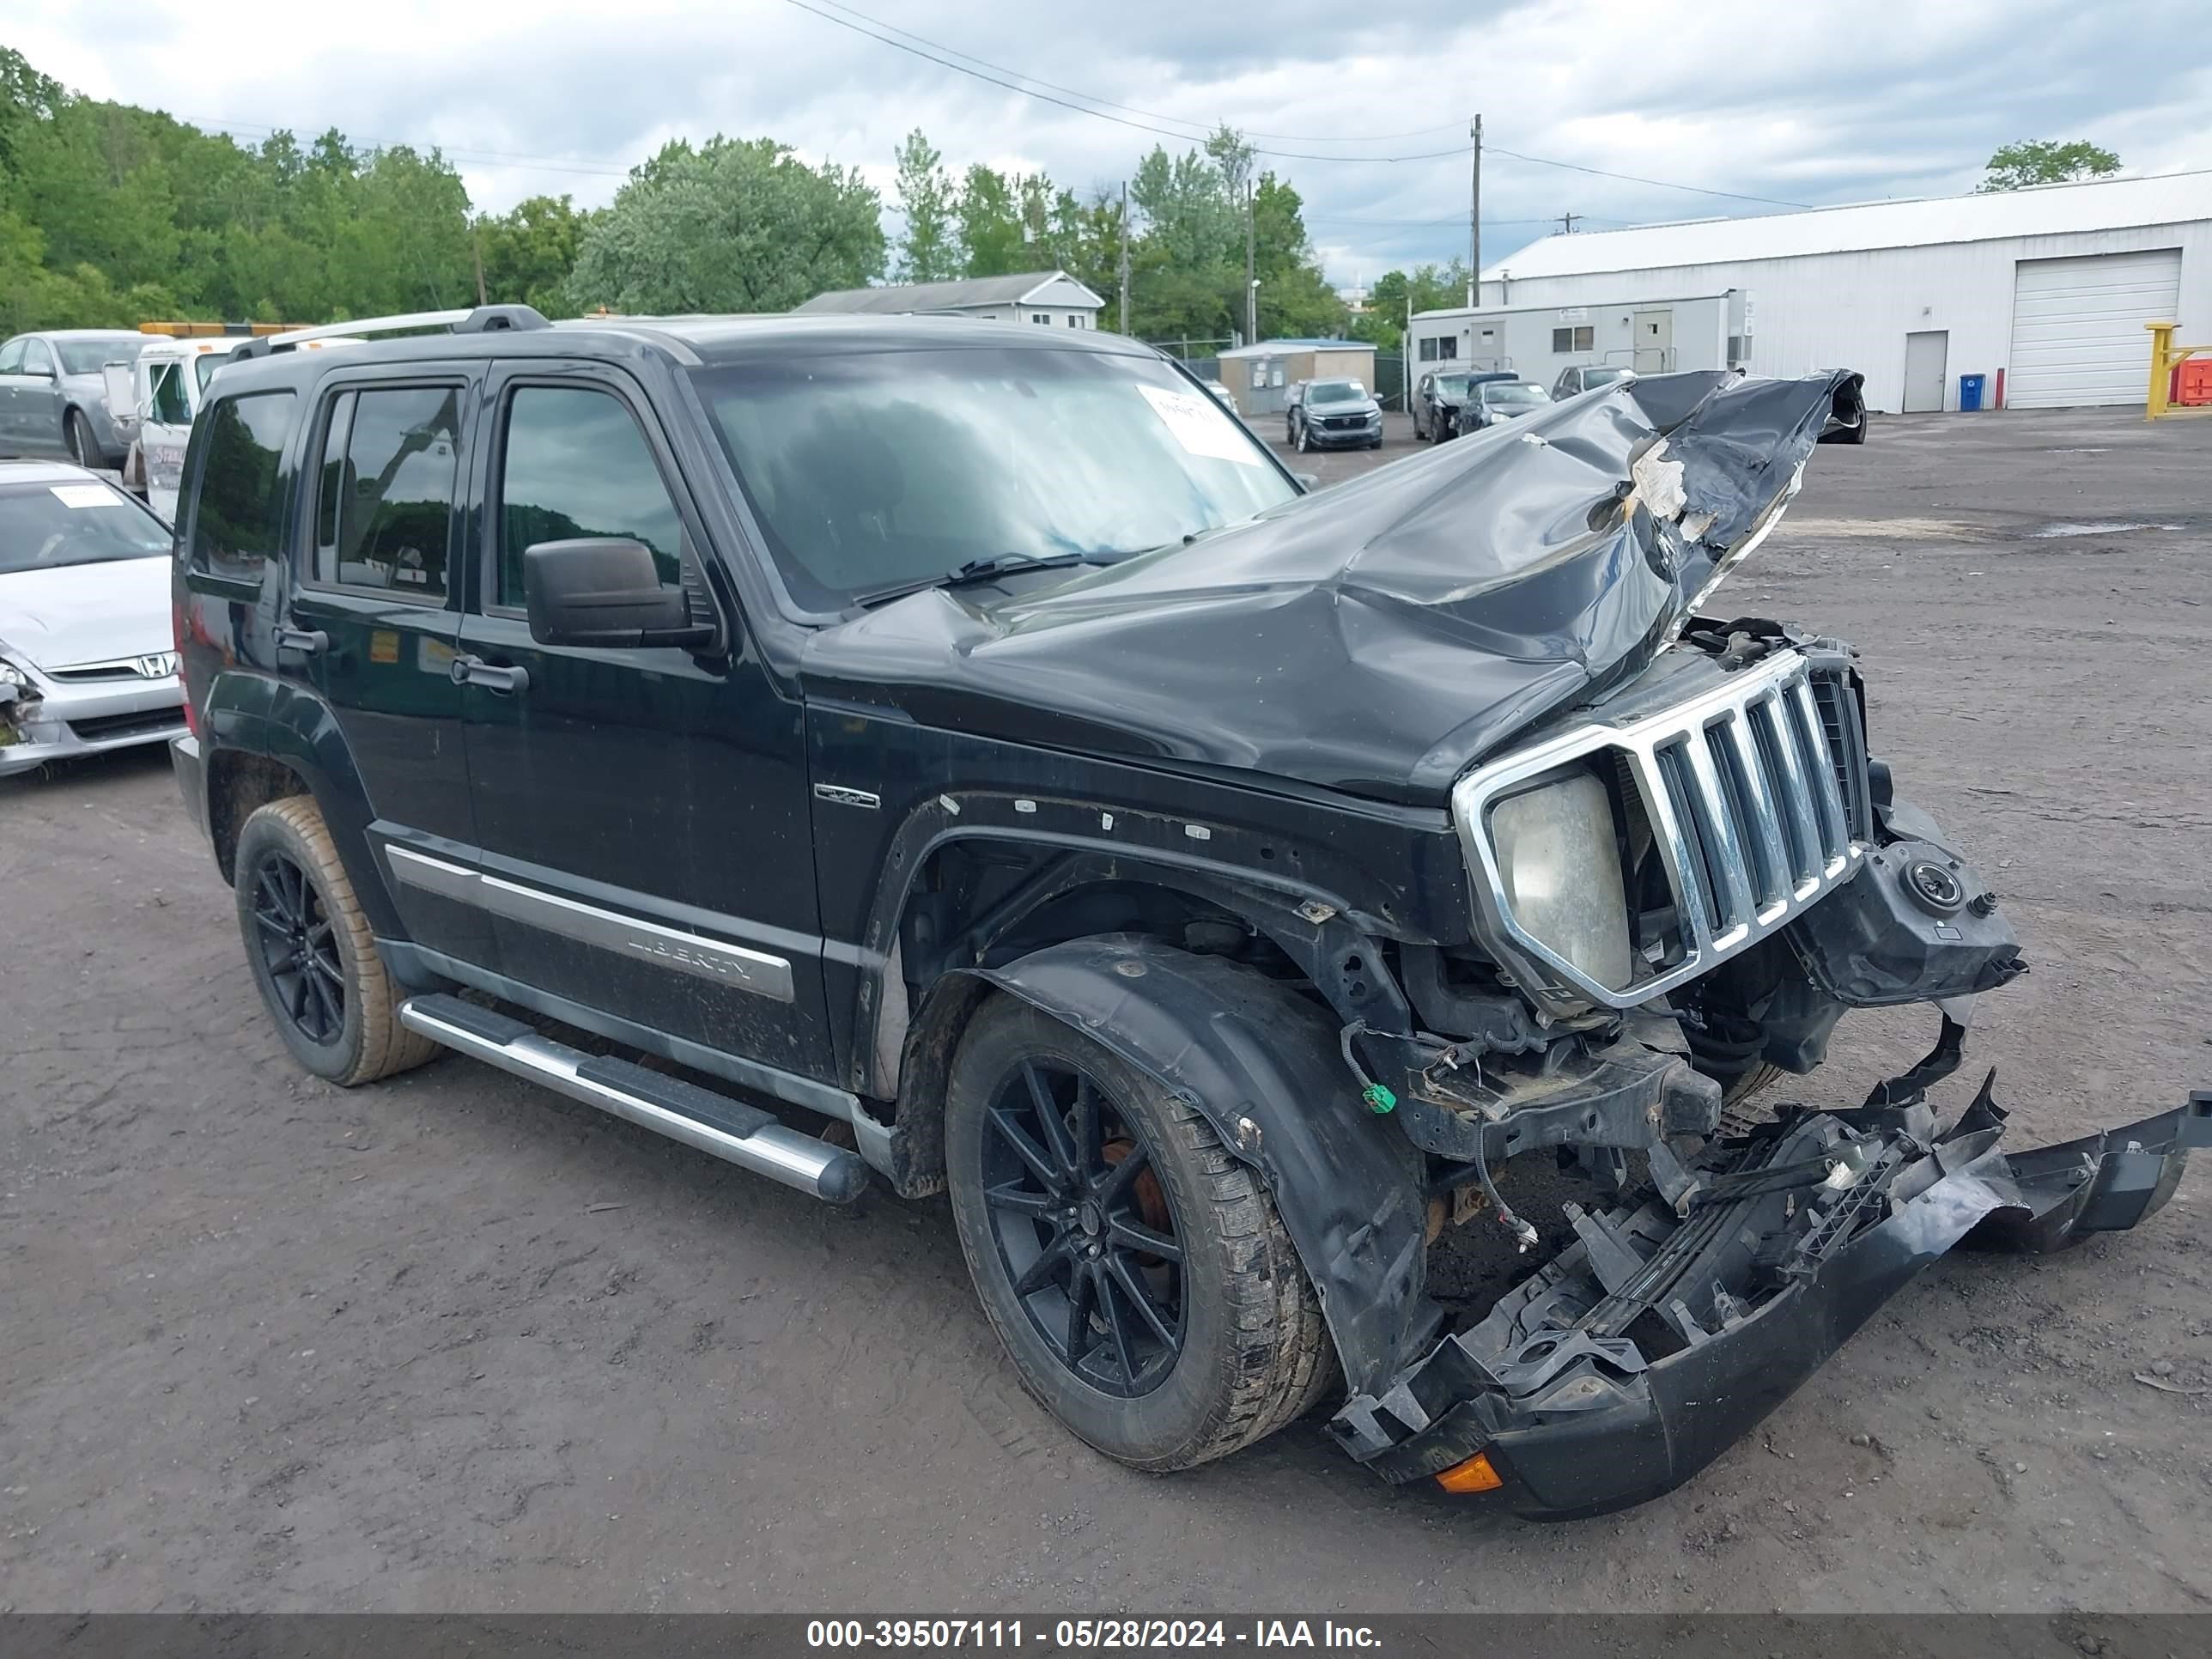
[848,552,1095,611]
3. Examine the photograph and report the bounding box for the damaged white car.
[1,460,185,778]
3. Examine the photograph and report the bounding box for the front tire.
[1294,419,1311,453]
[64,408,94,466]
[945,995,1334,1472]
[234,796,440,1086]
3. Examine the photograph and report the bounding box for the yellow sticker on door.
[369,630,400,665]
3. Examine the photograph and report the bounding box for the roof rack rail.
[227,305,551,362]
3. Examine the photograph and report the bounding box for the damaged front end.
[1328,1084,2209,1517]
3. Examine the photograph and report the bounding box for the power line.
[803,0,1474,145]
[781,0,1472,162]
[784,0,1820,205]
[1487,144,1810,209]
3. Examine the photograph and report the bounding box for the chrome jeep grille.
[1450,651,1865,1012]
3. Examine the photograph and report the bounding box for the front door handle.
[450,653,530,695]
[274,624,328,655]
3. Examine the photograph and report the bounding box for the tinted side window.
[497,386,683,608]
[21,339,53,377]
[0,338,25,374]
[315,386,460,599]
[188,391,298,580]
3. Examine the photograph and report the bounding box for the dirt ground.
[3,406,2209,1613]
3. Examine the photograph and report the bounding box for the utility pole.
[1404,289,1414,411]
[1468,114,1481,307]
[1118,181,1130,335]
[1557,211,1582,235]
[1243,180,1257,349]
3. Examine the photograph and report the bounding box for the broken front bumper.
[1326,1085,2210,1519]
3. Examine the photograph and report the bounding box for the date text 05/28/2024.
[805,1621,1382,1650]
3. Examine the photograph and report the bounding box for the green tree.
[891,128,959,283]
[565,137,884,313]
[1978,140,2120,191]
[957,163,1030,276]
[1352,260,1473,349]
[477,195,593,314]
[1249,173,1344,341]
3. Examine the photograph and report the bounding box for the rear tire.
[64,408,94,466]
[945,994,1335,1472]
[234,796,440,1087]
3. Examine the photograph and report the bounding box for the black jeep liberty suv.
[171,306,2206,1517]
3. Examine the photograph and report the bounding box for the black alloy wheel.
[978,1056,1185,1397]
[249,849,346,1045]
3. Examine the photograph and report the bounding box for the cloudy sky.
[14,0,2212,283]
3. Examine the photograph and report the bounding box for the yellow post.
[2145,320,2210,420]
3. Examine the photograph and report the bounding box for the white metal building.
[1408,290,1749,384]
[793,270,1105,329]
[1476,172,2212,412]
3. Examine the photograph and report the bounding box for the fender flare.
[202,667,404,937]
[961,934,1439,1396]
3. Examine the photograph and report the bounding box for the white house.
[794,270,1107,330]
[1473,171,2212,412]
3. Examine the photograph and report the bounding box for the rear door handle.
[274,625,328,655]
[450,654,530,695]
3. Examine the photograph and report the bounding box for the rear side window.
[312,386,462,599]
[189,391,297,581]
[496,386,683,608]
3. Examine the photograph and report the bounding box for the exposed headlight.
[1486,772,1632,993]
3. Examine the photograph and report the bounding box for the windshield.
[1481,382,1551,406]
[54,337,143,376]
[692,346,1295,612]
[0,482,171,573]
[1433,374,1471,397]
[1307,380,1365,404]
[1583,368,1629,388]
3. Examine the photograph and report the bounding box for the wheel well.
[207,750,312,884]
[873,840,1341,1198]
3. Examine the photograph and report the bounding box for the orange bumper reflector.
[1435,1450,1504,1493]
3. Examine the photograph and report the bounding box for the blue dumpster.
[1959,373,1986,411]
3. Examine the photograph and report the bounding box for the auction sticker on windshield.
[51,484,127,508]
[1137,384,1261,465]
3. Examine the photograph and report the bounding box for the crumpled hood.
[0,556,174,672]
[802,368,1864,805]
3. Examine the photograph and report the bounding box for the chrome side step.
[398,993,869,1203]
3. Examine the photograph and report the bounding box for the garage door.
[2007,249,2182,407]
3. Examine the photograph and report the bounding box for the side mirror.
[1291,471,1321,490]
[522,538,714,649]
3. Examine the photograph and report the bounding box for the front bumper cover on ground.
[1327,1083,2209,1518]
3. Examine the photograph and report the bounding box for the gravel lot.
[3,406,2209,1613]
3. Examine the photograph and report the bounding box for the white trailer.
[1409,290,1752,386]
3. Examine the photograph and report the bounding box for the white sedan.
[1,459,185,778]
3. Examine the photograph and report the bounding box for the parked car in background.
[1288,377,1382,451]
[1462,379,1553,432]
[0,331,149,469]
[1413,369,1516,441]
[1551,364,1633,400]
[0,460,185,776]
